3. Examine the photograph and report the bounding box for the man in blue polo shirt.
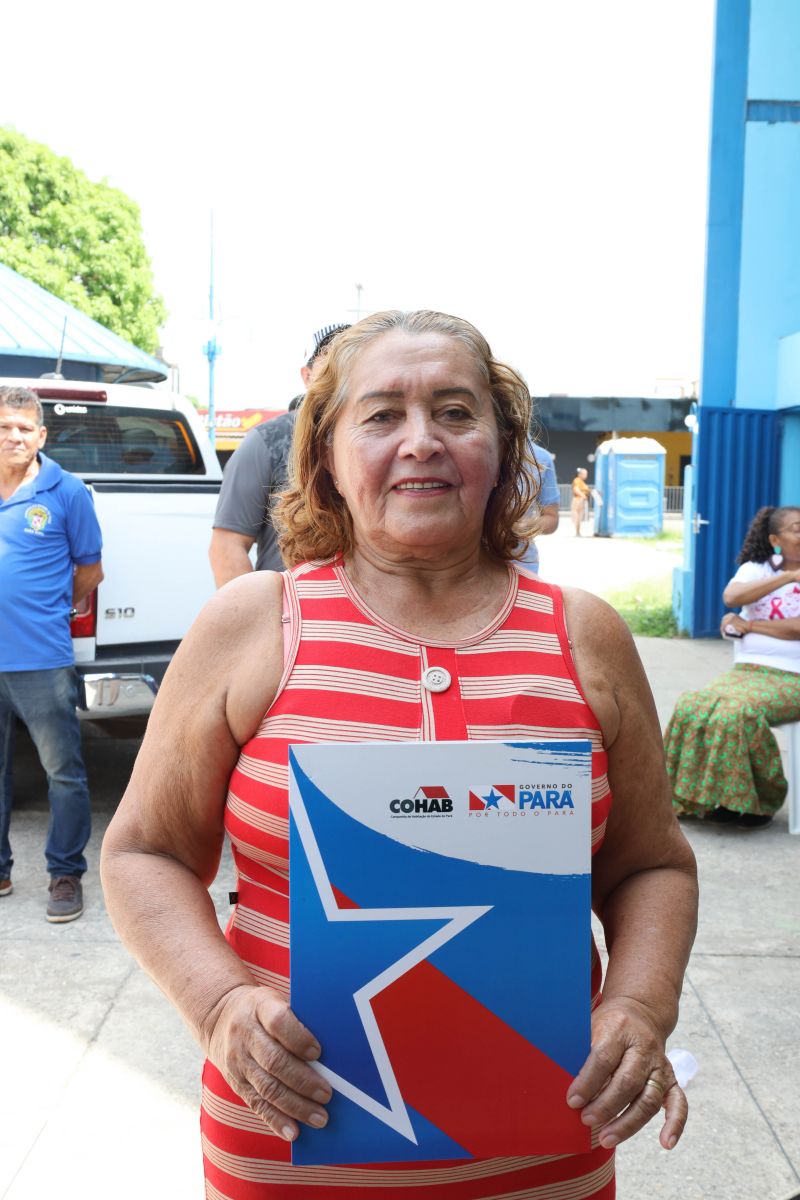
[0,385,103,922]
[520,442,561,574]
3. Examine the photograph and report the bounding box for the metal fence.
[557,484,572,510]
[664,487,685,513]
[555,485,684,512]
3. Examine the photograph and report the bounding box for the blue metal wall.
[779,413,800,504]
[683,0,750,635]
[748,0,800,98]
[736,119,800,406]
[685,0,800,634]
[698,0,749,411]
[692,406,781,635]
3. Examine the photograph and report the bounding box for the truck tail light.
[70,589,97,638]
[33,387,108,402]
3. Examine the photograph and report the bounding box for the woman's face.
[326,330,502,561]
[772,510,800,561]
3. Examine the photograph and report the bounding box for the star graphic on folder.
[290,780,491,1144]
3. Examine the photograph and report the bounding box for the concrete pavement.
[535,512,684,597]
[2,525,799,1199]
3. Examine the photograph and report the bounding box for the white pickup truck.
[19,378,223,720]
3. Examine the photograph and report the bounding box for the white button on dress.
[421,666,451,693]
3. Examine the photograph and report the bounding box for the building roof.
[0,262,168,384]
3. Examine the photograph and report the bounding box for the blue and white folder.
[289,739,593,1165]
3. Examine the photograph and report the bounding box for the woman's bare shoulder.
[184,569,283,650]
[156,570,286,744]
[560,586,635,660]
[201,568,284,628]
[211,571,286,737]
[560,586,648,748]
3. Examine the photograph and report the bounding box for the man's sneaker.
[0,877,11,897]
[46,876,83,923]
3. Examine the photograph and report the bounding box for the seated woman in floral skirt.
[664,505,800,828]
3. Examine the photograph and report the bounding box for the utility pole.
[203,212,221,449]
[347,282,364,323]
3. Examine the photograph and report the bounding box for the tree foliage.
[0,128,167,355]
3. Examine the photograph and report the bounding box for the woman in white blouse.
[664,505,800,828]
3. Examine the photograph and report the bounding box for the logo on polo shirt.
[24,504,51,536]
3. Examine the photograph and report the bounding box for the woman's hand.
[205,984,332,1140]
[721,611,800,641]
[720,612,750,637]
[566,998,687,1150]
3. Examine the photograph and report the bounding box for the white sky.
[3,0,715,409]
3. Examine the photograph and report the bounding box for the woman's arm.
[100,571,331,1141]
[720,613,800,641]
[561,589,698,1151]
[723,567,800,607]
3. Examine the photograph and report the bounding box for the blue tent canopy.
[0,262,168,384]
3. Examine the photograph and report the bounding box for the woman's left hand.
[566,997,688,1150]
[720,612,750,637]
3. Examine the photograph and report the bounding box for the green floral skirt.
[664,662,800,817]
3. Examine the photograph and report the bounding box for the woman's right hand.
[204,984,332,1140]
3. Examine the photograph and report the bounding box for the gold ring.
[644,1078,664,1096]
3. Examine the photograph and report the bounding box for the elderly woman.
[101,311,697,1200]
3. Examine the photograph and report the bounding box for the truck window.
[41,403,206,476]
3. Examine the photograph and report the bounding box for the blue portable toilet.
[594,437,665,537]
[593,446,611,536]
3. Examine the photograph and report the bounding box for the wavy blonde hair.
[275,310,540,566]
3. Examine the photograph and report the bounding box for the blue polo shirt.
[0,453,103,671]
[521,444,560,572]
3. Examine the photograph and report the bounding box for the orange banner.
[197,408,285,449]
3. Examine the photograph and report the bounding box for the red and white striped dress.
[201,559,615,1199]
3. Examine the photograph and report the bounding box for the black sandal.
[738,813,773,829]
[705,806,740,824]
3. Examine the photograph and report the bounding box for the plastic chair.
[788,723,800,835]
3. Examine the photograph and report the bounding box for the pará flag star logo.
[468,783,516,811]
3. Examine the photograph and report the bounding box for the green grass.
[624,529,684,550]
[602,576,680,638]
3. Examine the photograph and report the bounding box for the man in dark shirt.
[209,324,348,586]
